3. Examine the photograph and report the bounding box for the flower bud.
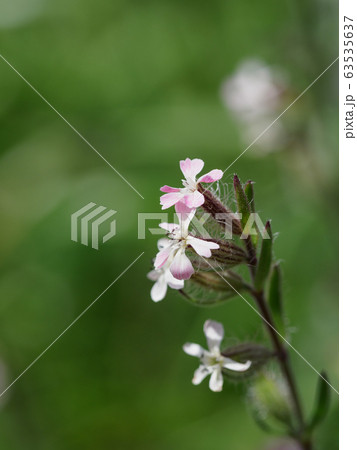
[209,239,247,266]
[197,184,242,235]
[248,373,295,434]
[222,343,275,371]
[190,270,249,293]
[179,270,251,306]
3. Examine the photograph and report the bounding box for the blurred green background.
[0,0,338,449]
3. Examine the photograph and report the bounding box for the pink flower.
[154,202,219,280]
[160,158,223,210]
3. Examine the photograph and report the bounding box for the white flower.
[154,201,219,280]
[221,59,287,153]
[148,239,184,302]
[221,59,285,120]
[183,320,251,392]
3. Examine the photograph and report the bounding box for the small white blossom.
[183,320,251,392]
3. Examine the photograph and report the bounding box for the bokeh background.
[0,0,338,449]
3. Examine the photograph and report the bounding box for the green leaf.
[234,175,251,229]
[254,221,273,290]
[244,180,255,213]
[308,372,331,432]
[268,263,285,335]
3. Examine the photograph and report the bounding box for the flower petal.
[157,237,172,250]
[209,367,223,392]
[160,185,180,193]
[154,245,173,269]
[170,249,194,280]
[222,357,252,372]
[192,365,212,385]
[198,169,223,183]
[187,237,220,258]
[147,270,160,281]
[203,320,224,351]
[180,158,204,180]
[160,192,184,210]
[159,222,179,233]
[150,276,167,302]
[184,191,205,208]
[183,342,205,357]
[165,269,185,290]
[175,200,195,231]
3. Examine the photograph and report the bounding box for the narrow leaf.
[234,175,251,229]
[268,263,285,334]
[254,221,273,290]
[244,180,255,213]
[308,371,331,432]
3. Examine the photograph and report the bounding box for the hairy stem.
[253,291,305,431]
[246,245,311,448]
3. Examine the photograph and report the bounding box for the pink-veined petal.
[165,269,185,290]
[175,200,195,231]
[170,249,194,280]
[184,191,205,208]
[160,185,180,193]
[209,368,223,392]
[187,237,219,258]
[175,200,196,216]
[183,342,205,357]
[198,169,223,183]
[180,158,204,180]
[150,275,167,302]
[203,320,224,351]
[160,192,184,210]
[222,357,252,372]
[192,365,212,385]
[154,245,173,269]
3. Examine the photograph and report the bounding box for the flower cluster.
[148,158,223,301]
[146,161,328,447]
[147,158,252,392]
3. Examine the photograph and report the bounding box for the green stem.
[245,250,311,449]
[253,290,305,433]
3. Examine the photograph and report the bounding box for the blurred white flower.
[221,59,288,153]
[183,320,251,392]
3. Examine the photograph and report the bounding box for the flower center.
[203,352,223,367]
[182,177,197,192]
